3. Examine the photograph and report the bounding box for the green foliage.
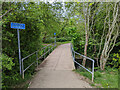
[94,71,102,78]
[75,67,118,88]
[72,32,84,54]
[108,50,120,68]
[44,38,55,43]
[1,1,119,88]
[56,41,71,46]
[111,53,119,68]
[1,54,15,88]
[56,37,71,42]
[1,54,15,70]
[89,2,94,7]
[2,2,60,88]
[44,37,71,43]
[71,2,119,70]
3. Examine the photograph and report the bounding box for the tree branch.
[0,9,12,18]
[107,29,119,59]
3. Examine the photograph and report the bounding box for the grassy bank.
[56,41,71,46]
[43,41,71,47]
[75,67,118,88]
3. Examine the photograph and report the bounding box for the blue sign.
[54,33,56,35]
[11,22,25,29]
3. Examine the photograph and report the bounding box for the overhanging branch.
[0,9,12,18]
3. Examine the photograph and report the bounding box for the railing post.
[92,61,94,82]
[49,46,50,54]
[22,59,24,79]
[41,48,42,59]
[54,36,56,47]
[22,71,24,79]
[36,51,38,68]
[52,45,53,51]
[44,47,45,59]
[71,43,94,82]
[74,52,75,60]
[17,29,22,75]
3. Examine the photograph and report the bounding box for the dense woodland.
[1,1,120,88]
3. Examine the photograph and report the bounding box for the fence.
[21,44,55,79]
[71,43,95,82]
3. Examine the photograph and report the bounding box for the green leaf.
[89,2,94,7]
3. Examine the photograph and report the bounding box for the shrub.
[56,37,71,42]
[44,38,55,43]
[1,54,15,88]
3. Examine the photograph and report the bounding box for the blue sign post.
[54,33,56,35]
[54,33,56,47]
[11,22,25,29]
[11,22,25,75]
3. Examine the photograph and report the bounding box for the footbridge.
[28,43,94,88]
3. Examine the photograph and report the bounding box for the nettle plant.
[111,50,120,68]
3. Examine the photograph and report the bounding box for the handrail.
[22,51,36,61]
[74,51,94,62]
[22,44,52,61]
[22,44,55,79]
[71,43,95,82]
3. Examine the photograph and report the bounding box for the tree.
[99,2,119,70]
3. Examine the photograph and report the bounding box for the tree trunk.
[99,3,119,70]
[83,25,88,66]
[100,54,107,70]
[83,3,89,67]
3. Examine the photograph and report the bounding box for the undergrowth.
[75,67,118,88]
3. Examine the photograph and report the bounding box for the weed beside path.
[75,67,118,88]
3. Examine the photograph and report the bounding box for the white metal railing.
[71,43,95,82]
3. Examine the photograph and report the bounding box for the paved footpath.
[29,43,92,88]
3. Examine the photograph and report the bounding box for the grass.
[56,41,71,46]
[75,67,118,88]
[7,72,34,88]
[43,41,71,46]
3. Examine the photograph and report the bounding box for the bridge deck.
[29,43,92,88]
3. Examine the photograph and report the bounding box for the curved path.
[29,43,92,88]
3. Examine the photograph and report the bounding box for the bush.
[2,54,15,71]
[2,2,42,88]
[1,54,15,88]
[56,37,71,42]
[72,33,84,53]
[44,38,55,43]
[106,50,120,69]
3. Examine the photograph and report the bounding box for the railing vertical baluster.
[21,44,54,79]
[22,59,24,79]
[71,43,94,82]
[22,71,24,79]
[74,52,75,60]
[52,45,53,51]
[92,61,94,82]
[36,51,38,68]
[41,48,42,59]
[49,46,50,54]
[44,47,45,59]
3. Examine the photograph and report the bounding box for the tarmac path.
[29,43,92,88]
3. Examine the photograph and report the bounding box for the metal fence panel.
[71,43,94,82]
[22,44,54,79]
